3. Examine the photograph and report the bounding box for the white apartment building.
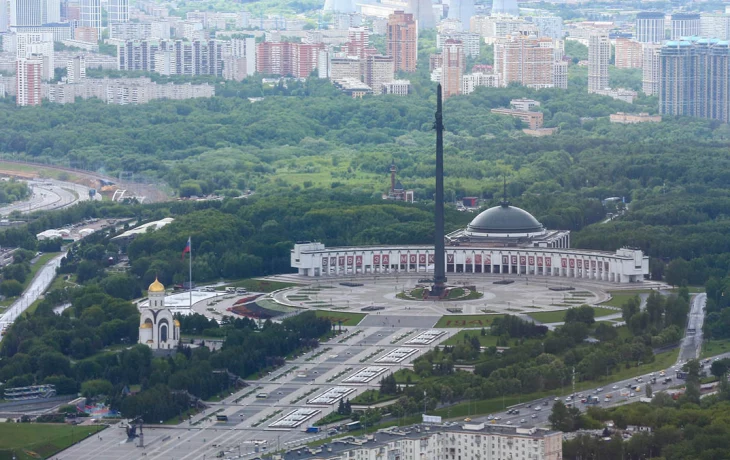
[16,32,52,80]
[16,55,42,105]
[641,42,661,96]
[228,37,255,77]
[9,23,71,41]
[44,77,214,104]
[382,79,410,95]
[281,425,562,460]
[437,31,480,57]
[66,55,85,83]
[329,56,361,81]
[107,0,129,23]
[461,71,499,94]
[9,0,60,26]
[701,13,730,40]
[588,31,609,93]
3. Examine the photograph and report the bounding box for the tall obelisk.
[431,84,447,296]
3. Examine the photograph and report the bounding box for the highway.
[0,178,99,217]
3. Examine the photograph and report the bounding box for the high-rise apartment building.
[16,55,42,106]
[66,55,85,83]
[440,39,464,99]
[615,38,643,69]
[387,11,417,73]
[364,54,394,93]
[118,39,226,77]
[701,14,730,40]
[107,0,128,23]
[256,41,325,78]
[494,34,558,89]
[659,39,730,122]
[346,26,369,59]
[79,0,100,39]
[526,16,563,39]
[9,0,60,26]
[229,37,255,77]
[492,0,518,16]
[447,0,474,32]
[642,42,661,95]
[671,13,700,40]
[553,60,568,89]
[0,0,7,32]
[16,32,52,80]
[588,31,610,93]
[635,11,665,43]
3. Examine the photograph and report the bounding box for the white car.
[565,396,572,402]
[531,414,537,419]
[520,419,526,424]
[629,392,635,397]
[554,397,559,401]
[506,421,512,425]
[597,388,603,392]
[612,385,619,390]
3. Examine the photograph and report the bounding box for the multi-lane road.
[0,178,99,217]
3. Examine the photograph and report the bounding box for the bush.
[0,279,23,297]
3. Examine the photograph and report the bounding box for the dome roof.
[466,203,544,234]
[148,277,165,293]
[174,320,181,327]
[140,322,153,329]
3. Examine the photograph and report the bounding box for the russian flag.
[181,237,191,260]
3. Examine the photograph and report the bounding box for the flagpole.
[188,237,193,310]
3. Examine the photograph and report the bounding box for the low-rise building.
[382,79,410,96]
[609,112,661,123]
[593,87,638,103]
[491,108,544,129]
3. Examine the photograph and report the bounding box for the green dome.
[466,203,544,234]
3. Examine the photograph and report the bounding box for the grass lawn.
[701,339,730,359]
[223,278,299,293]
[350,389,398,405]
[441,330,499,347]
[526,306,618,324]
[434,314,503,328]
[314,412,351,426]
[0,423,105,460]
[393,368,423,384]
[315,310,365,326]
[601,291,650,308]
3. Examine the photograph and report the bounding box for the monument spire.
[431,84,447,296]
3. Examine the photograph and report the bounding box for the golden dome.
[148,277,165,293]
[173,320,181,327]
[140,323,152,329]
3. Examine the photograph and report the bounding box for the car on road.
[543,401,549,406]
[597,388,603,392]
[464,418,472,422]
[506,421,512,425]
[535,406,541,411]
[612,385,619,390]
[487,415,494,420]
[604,397,611,402]
[520,419,526,424]
[494,416,501,420]
[531,414,537,419]
[565,396,572,402]
[554,397,559,401]
[629,392,635,397]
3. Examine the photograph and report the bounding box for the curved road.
[0,179,100,217]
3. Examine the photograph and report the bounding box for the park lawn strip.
[701,339,730,359]
[441,331,499,347]
[601,290,651,308]
[315,310,365,326]
[0,423,105,460]
[526,306,619,324]
[434,315,503,328]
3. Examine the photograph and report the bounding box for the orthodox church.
[138,278,180,350]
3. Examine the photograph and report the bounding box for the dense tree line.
[368,301,686,414]
[0,277,331,423]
